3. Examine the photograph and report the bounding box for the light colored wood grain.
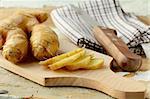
[0,35,146,99]
[0,7,148,99]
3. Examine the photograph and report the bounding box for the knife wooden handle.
[93,26,142,72]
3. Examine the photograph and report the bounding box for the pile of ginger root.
[0,10,59,63]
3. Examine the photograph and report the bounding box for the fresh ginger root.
[2,27,28,63]
[30,24,59,60]
[0,10,59,62]
[18,13,39,33]
[0,13,31,63]
[18,13,59,60]
[0,13,25,49]
[0,11,49,63]
[18,14,59,60]
[0,34,3,49]
[25,10,48,23]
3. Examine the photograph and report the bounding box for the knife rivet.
[112,38,117,42]
[106,33,112,36]
[100,26,107,29]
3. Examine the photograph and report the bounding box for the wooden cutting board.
[0,35,146,99]
[0,7,148,99]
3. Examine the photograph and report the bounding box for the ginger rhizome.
[0,11,59,63]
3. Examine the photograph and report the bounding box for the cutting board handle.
[44,70,145,99]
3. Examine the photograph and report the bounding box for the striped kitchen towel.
[51,0,150,55]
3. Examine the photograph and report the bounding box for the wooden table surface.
[0,7,149,99]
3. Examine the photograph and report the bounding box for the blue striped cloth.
[51,0,150,55]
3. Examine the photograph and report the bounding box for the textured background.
[0,0,149,15]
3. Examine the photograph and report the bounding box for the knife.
[71,5,142,72]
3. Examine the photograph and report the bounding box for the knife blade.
[71,5,142,72]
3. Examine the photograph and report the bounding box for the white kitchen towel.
[51,0,150,56]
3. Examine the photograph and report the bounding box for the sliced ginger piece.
[39,48,83,65]
[48,50,85,70]
[85,58,104,70]
[66,55,92,70]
